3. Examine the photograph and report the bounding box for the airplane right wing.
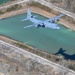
[45,14,65,22]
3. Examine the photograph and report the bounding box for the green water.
[0,0,10,4]
[0,13,75,55]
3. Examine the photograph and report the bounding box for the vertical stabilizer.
[27,9,32,19]
[21,9,32,21]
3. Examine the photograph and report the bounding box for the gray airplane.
[21,9,64,29]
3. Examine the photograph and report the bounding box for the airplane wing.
[21,18,28,21]
[24,24,35,28]
[45,14,64,22]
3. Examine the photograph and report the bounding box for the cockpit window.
[42,23,44,25]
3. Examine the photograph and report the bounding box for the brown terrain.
[0,1,75,75]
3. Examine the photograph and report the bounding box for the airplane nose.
[57,27,60,29]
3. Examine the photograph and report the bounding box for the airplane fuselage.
[29,17,60,29]
[30,18,41,24]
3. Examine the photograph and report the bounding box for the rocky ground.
[0,41,51,75]
[0,41,75,75]
[0,1,75,75]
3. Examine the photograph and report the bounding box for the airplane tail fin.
[21,9,32,21]
[27,8,32,19]
[55,48,66,55]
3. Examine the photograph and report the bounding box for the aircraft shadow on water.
[21,9,65,29]
[55,48,75,60]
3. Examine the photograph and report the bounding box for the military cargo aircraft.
[21,9,64,29]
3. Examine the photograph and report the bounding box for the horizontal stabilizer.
[34,16,37,18]
[24,25,34,28]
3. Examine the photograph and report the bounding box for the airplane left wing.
[45,14,65,22]
[24,24,35,28]
[21,18,28,21]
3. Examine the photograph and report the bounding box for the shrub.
[68,64,75,71]
[46,54,51,59]
[6,4,22,12]
[14,42,30,49]
[0,10,4,14]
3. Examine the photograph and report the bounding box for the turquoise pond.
[0,13,75,55]
[0,0,10,4]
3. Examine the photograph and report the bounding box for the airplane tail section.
[27,8,32,19]
[55,48,66,55]
[21,9,32,21]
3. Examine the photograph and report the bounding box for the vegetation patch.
[65,16,75,24]
[0,4,22,15]
[14,42,51,59]
[0,10,4,14]
[68,64,75,71]
[14,42,32,50]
